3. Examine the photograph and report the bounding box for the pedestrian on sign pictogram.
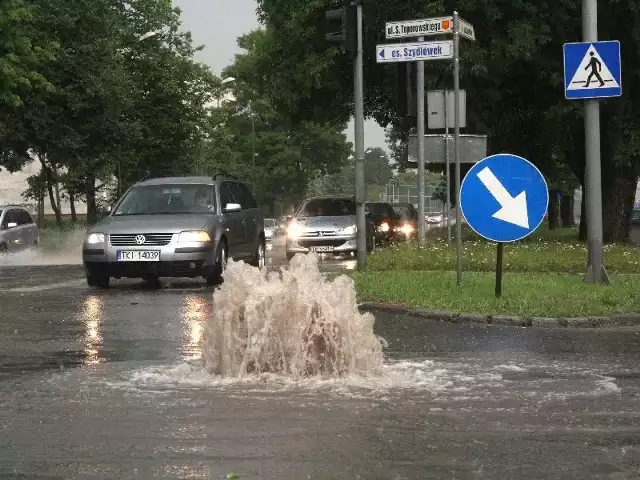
[585,52,604,87]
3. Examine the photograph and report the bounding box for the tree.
[1,0,217,226]
[0,0,55,110]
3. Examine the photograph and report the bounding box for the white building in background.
[0,160,87,215]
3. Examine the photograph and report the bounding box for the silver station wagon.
[285,195,374,261]
[82,175,265,287]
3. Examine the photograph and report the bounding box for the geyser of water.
[203,253,387,379]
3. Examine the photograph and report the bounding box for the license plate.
[117,250,160,261]
[310,246,334,252]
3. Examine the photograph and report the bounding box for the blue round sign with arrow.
[460,154,549,243]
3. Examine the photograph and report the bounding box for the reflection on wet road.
[2,236,640,478]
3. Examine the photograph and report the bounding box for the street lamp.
[138,31,158,41]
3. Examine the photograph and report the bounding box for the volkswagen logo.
[318,231,324,236]
[134,235,146,245]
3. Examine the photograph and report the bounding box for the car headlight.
[377,222,390,232]
[85,233,105,244]
[178,231,211,243]
[399,224,415,235]
[287,222,303,239]
[338,225,357,235]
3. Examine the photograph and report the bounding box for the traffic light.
[324,2,356,54]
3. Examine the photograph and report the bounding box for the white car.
[426,213,444,224]
[264,218,278,240]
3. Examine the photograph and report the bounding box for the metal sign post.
[416,36,426,244]
[379,13,475,257]
[561,0,621,284]
[444,91,451,245]
[460,154,549,299]
[453,11,462,285]
[354,1,366,270]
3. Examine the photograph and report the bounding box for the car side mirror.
[7,222,17,228]
[223,202,242,213]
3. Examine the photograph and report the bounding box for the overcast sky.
[172,0,389,151]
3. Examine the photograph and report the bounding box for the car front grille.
[297,239,347,248]
[109,233,174,246]
[304,230,337,236]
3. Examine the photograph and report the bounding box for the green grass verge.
[352,270,640,317]
[369,227,640,274]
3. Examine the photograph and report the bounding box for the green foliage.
[353,270,640,317]
[367,231,640,275]
[0,0,55,109]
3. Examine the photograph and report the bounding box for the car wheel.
[86,273,110,288]
[207,242,227,286]
[250,240,266,270]
[0,243,7,254]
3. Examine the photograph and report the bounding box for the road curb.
[358,302,640,329]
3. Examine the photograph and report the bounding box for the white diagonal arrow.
[476,167,529,229]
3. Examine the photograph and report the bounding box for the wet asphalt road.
[2,237,640,479]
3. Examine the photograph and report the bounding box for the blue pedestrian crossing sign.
[460,154,549,243]
[563,41,622,99]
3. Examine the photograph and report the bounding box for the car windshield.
[298,198,355,217]
[392,204,418,221]
[366,203,396,218]
[264,219,276,227]
[113,184,216,215]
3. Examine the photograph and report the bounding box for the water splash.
[203,253,387,379]
[1,227,83,266]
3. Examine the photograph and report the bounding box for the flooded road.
[2,238,640,478]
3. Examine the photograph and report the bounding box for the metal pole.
[354,1,366,270]
[453,11,462,285]
[251,113,256,195]
[582,0,609,284]
[416,37,426,245]
[444,90,451,246]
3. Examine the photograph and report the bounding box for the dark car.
[365,202,399,245]
[82,175,265,288]
[632,207,640,226]
[391,202,418,240]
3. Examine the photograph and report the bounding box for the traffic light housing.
[324,2,357,54]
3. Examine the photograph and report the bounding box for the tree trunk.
[43,165,63,228]
[37,166,45,227]
[560,193,575,228]
[69,193,77,223]
[548,189,560,229]
[85,174,97,225]
[601,164,638,243]
[579,190,587,241]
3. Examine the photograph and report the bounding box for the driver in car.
[193,187,214,211]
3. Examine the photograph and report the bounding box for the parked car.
[390,203,418,240]
[264,218,279,240]
[426,212,444,224]
[365,201,400,245]
[82,175,265,288]
[285,195,374,261]
[0,205,39,254]
[632,207,640,226]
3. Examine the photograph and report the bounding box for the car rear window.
[392,204,418,221]
[366,203,396,218]
[298,198,355,217]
